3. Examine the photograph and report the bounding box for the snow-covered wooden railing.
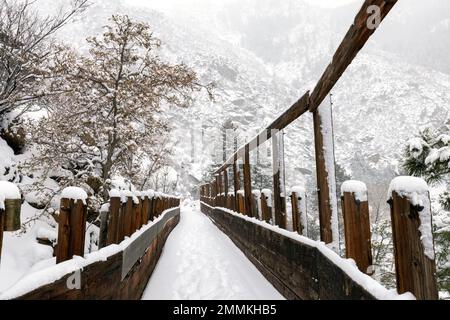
[200,202,410,300]
[198,0,440,300]
[56,187,181,264]
[0,184,180,267]
[1,206,181,300]
[0,184,181,300]
[200,176,439,300]
[204,0,399,251]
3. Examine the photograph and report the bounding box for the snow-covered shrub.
[403,122,450,299]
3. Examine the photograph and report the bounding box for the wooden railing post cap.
[387,176,438,299]
[341,180,368,203]
[61,187,88,205]
[291,186,306,198]
[387,176,429,201]
[109,189,121,199]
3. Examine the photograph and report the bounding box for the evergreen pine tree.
[403,122,450,298]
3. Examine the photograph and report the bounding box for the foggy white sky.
[126,0,362,11]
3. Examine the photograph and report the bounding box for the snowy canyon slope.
[39,0,450,195]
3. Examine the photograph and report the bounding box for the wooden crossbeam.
[309,0,398,112]
[215,92,310,173]
[212,0,398,174]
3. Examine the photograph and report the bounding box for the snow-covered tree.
[403,122,450,298]
[404,126,450,183]
[29,15,207,200]
[0,0,89,121]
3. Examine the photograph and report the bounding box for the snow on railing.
[200,175,440,300]
[387,177,438,300]
[0,184,181,272]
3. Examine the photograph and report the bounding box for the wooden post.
[313,107,337,248]
[156,196,162,217]
[218,173,223,196]
[99,206,109,249]
[272,132,286,228]
[243,145,253,217]
[260,193,270,223]
[153,197,159,217]
[3,199,21,231]
[142,196,150,225]
[107,196,121,245]
[233,159,240,212]
[0,206,4,262]
[341,182,373,274]
[134,197,142,231]
[130,198,137,233]
[388,183,438,300]
[56,198,87,263]
[226,193,232,210]
[291,192,301,234]
[117,199,125,242]
[224,169,229,201]
[215,175,219,197]
[123,197,133,237]
[252,191,260,219]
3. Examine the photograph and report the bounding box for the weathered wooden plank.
[313,110,334,245]
[201,205,376,300]
[342,191,373,274]
[0,208,4,261]
[223,169,229,199]
[142,196,150,225]
[389,191,438,300]
[309,0,398,112]
[217,173,223,195]
[4,199,21,231]
[107,197,121,245]
[260,193,271,223]
[99,209,109,249]
[233,159,240,211]
[69,199,87,258]
[56,198,87,263]
[291,192,300,234]
[272,132,286,229]
[243,145,253,217]
[16,208,180,300]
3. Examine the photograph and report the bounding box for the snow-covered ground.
[142,201,284,300]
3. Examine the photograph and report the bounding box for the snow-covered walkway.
[142,201,284,300]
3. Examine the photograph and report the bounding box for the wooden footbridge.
[0,0,440,300]
[200,0,439,300]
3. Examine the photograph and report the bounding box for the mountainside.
[38,0,450,197]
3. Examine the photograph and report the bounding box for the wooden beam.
[389,190,438,300]
[56,198,87,264]
[313,109,335,245]
[309,0,398,112]
[0,208,5,263]
[233,158,241,211]
[342,188,373,274]
[243,145,253,217]
[223,169,229,198]
[272,132,286,229]
[216,92,310,173]
[218,172,223,195]
[107,196,121,245]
